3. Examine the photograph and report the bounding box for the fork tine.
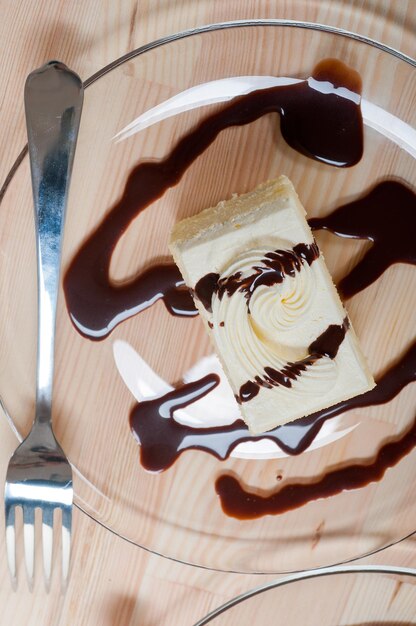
[22,505,35,590]
[42,507,54,590]
[61,508,72,586]
[5,502,17,587]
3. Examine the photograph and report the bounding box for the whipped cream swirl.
[196,241,346,403]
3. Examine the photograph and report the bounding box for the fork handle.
[25,61,83,424]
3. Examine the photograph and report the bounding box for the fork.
[4,61,83,590]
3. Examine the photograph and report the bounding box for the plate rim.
[1,19,415,574]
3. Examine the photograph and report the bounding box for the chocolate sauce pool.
[130,340,415,473]
[309,180,416,298]
[64,59,362,339]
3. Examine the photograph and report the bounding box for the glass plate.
[194,565,416,625]
[1,20,415,573]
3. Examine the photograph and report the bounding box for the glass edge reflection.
[83,19,416,88]
[193,565,416,625]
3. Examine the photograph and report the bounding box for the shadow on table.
[106,592,163,626]
[106,593,138,626]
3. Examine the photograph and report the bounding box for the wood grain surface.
[0,2,415,625]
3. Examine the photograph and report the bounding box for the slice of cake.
[169,175,375,434]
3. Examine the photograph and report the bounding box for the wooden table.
[0,2,414,624]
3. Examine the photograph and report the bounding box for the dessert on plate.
[170,175,375,434]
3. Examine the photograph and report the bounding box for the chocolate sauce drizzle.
[130,340,415,473]
[62,56,416,520]
[238,317,348,402]
[64,59,362,339]
[216,413,416,520]
[130,374,220,472]
[309,181,416,298]
[193,273,219,313]
[215,342,416,519]
[195,242,319,316]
